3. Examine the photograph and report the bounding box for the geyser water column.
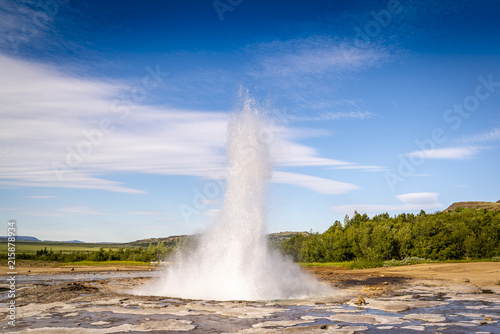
[134,96,332,301]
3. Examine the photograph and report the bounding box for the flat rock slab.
[403,313,446,322]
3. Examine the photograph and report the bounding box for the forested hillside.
[279,209,500,264]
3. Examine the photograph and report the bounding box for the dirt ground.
[303,262,500,287]
[4,261,498,287]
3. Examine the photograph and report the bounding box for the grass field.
[0,241,127,255]
[0,259,151,266]
[299,261,354,268]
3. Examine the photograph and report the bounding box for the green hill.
[127,231,308,247]
[444,201,500,212]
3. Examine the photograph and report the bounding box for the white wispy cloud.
[248,36,390,78]
[200,199,221,205]
[0,206,103,217]
[0,54,360,196]
[26,195,58,199]
[272,141,351,167]
[458,128,500,143]
[57,206,103,215]
[130,211,162,216]
[406,146,489,160]
[204,208,222,218]
[272,171,359,195]
[334,165,390,172]
[245,37,386,117]
[291,111,372,122]
[406,128,500,160]
[0,1,47,52]
[0,54,227,193]
[332,192,442,215]
[285,99,373,123]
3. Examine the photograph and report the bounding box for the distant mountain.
[0,235,41,242]
[0,236,86,243]
[40,239,88,243]
[444,201,500,212]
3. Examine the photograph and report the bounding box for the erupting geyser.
[134,95,332,300]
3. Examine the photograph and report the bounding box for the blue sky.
[1,0,499,242]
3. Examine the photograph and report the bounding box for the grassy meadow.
[1,241,124,256]
[1,240,171,263]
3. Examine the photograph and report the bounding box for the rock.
[329,314,377,324]
[377,326,395,330]
[460,277,470,283]
[137,319,196,331]
[71,268,74,271]
[402,325,426,331]
[338,325,369,332]
[61,282,98,292]
[253,320,315,328]
[404,313,446,322]
[360,299,448,313]
[353,295,366,305]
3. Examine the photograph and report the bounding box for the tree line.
[4,209,499,266]
[279,208,500,265]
